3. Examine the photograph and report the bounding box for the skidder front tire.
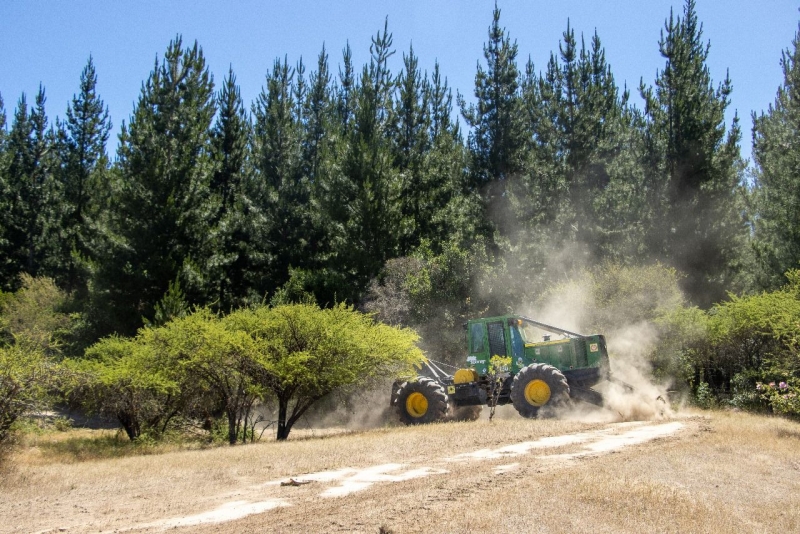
[395,377,449,425]
[511,363,570,419]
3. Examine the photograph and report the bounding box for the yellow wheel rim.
[454,368,478,384]
[406,392,429,418]
[524,379,551,406]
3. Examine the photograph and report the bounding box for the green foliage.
[365,237,497,366]
[693,381,715,409]
[92,36,216,336]
[678,270,800,404]
[752,21,800,289]
[49,56,111,295]
[70,335,184,441]
[251,56,315,297]
[0,274,72,356]
[758,380,800,418]
[0,87,59,290]
[729,371,767,412]
[460,4,526,238]
[207,67,256,311]
[76,303,423,443]
[321,21,404,295]
[0,342,55,444]
[487,354,512,420]
[639,0,747,306]
[224,303,423,439]
[152,308,262,445]
[143,278,189,328]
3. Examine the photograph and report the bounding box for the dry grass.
[1,409,799,533]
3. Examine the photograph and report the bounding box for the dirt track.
[108,421,684,532]
[4,412,800,533]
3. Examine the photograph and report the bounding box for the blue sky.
[1,1,798,165]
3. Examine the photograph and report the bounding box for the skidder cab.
[391,314,610,424]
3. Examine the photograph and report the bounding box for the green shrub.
[690,270,800,399]
[0,343,56,444]
[693,382,716,409]
[729,372,768,412]
[758,380,800,418]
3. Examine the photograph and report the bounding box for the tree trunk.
[227,408,238,445]
[276,398,289,441]
[117,412,140,441]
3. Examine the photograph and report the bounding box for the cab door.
[467,321,489,374]
[487,321,507,359]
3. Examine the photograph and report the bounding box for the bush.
[729,372,767,412]
[693,381,716,409]
[0,275,73,356]
[67,335,186,441]
[0,343,56,444]
[758,380,800,418]
[690,269,800,399]
[75,303,424,443]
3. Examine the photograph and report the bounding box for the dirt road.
[3,412,799,533]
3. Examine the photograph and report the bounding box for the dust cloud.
[520,261,677,423]
[255,379,400,439]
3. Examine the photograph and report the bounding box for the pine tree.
[392,44,431,253]
[423,62,477,250]
[252,56,318,298]
[333,20,401,294]
[752,20,800,288]
[207,67,255,311]
[302,46,333,183]
[640,0,746,306]
[51,57,111,294]
[337,43,355,127]
[0,88,57,290]
[93,37,216,334]
[460,3,528,238]
[550,25,635,254]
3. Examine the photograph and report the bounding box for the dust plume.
[599,322,673,421]
[276,378,400,436]
[519,261,680,423]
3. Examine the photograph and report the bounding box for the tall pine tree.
[460,4,528,238]
[0,88,57,290]
[252,56,317,298]
[51,57,111,294]
[392,44,431,254]
[93,37,216,334]
[334,20,402,295]
[207,67,255,311]
[752,20,800,288]
[640,0,746,306]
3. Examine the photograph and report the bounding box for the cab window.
[470,322,485,354]
[509,324,524,359]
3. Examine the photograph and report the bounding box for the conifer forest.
[2,0,800,437]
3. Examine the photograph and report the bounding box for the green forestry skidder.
[391,314,612,424]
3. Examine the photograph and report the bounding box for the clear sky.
[1,1,798,165]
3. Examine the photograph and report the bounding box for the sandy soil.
[2,411,799,534]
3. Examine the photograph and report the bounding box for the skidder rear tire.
[511,363,570,419]
[395,377,449,425]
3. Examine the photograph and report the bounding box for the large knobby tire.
[510,363,570,419]
[395,377,449,425]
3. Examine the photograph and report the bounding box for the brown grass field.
[1,408,799,533]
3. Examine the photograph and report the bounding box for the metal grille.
[574,339,588,367]
[487,322,507,357]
